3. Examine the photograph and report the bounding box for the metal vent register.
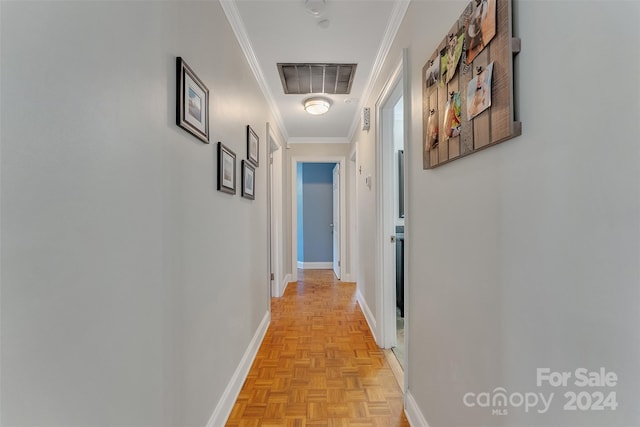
[277,63,357,95]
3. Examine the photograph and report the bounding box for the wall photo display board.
[422,0,521,169]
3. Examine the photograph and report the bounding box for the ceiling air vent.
[277,63,357,95]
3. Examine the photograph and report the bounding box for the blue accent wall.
[300,163,335,263]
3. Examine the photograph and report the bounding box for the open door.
[375,50,409,374]
[332,163,341,279]
[267,126,282,297]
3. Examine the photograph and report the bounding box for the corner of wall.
[205,310,270,427]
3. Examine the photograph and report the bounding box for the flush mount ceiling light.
[303,97,331,115]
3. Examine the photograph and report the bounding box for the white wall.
[0,1,281,425]
[355,1,640,426]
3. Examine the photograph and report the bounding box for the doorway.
[296,162,337,273]
[375,51,409,375]
[267,123,284,298]
[331,164,341,278]
[291,156,346,282]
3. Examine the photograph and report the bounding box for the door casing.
[290,155,347,282]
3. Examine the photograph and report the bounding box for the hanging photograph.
[176,57,209,143]
[217,142,236,194]
[442,92,462,139]
[440,29,465,85]
[241,160,255,200]
[465,0,497,64]
[425,109,439,151]
[425,57,440,88]
[246,125,259,167]
[467,62,494,119]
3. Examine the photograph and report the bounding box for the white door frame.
[291,155,347,282]
[332,164,341,279]
[267,123,284,297]
[374,51,409,360]
[349,145,358,283]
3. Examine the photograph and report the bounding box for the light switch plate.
[362,107,370,131]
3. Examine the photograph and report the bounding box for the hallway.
[226,270,409,426]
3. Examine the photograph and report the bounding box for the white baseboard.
[206,310,270,427]
[405,390,430,427]
[341,273,355,282]
[297,261,333,269]
[279,274,293,297]
[356,287,377,343]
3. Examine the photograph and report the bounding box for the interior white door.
[332,164,341,279]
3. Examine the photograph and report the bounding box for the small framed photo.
[246,125,259,167]
[176,57,209,143]
[217,142,236,194]
[241,160,255,200]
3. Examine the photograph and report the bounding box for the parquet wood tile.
[226,270,410,427]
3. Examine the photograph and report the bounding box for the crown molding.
[220,0,289,141]
[287,137,351,145]
[347,0,410,142]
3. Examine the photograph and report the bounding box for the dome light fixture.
[304,97,331,115]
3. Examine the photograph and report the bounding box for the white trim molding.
[219,0,288,141]
[347,0,410,141]
[405,391,431,427]
[206,311,270,427]
[356,287,378,344]
[297,262,333,270]
[341,273,355,282]
[278,273,293,298]
[288,137,351,145]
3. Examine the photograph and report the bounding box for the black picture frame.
[217,142,236,194]
[241,160,256,200]
[176,57,209,143]
[246,125,259,167]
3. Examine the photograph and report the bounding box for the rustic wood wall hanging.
[422,0,521,169]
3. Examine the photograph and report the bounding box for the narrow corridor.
[226,270,409,426]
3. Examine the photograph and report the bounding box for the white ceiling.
[222,0,408,143]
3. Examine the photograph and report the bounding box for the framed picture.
[217,142,236,194]
[246,125,259,167]
[176,57,209,143]
[241,160,255,200]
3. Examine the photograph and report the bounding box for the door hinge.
[338,261,341,267]
[270,273,274,280]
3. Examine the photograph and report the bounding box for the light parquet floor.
[226,269,410,427]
